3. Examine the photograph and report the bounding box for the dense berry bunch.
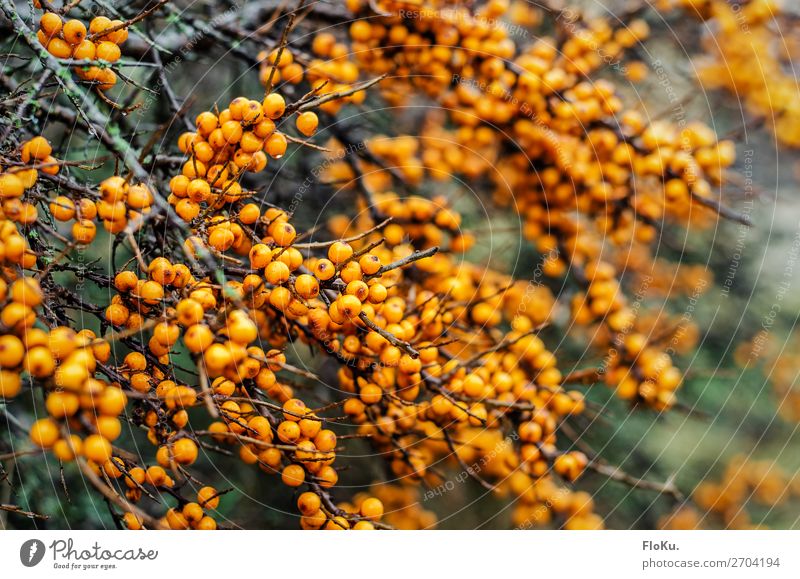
[0,0,787,532]
[37,12,128,91]
[658,0,798,146]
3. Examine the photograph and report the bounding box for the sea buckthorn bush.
[0,0,797,531]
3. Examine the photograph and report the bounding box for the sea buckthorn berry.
[183,502,204,523]
[184,324,214,353]
[277,420,301,443]
[313,259,336,280]
[197,486,220,509]
[283,398,307,420]
[72,219,97,244]
[61,19,86,44]
[262,93,286,119]
[72,39,95,59]
[337,295,362,319]
[53,436,81,462]
[271,222,296,247]
[298,492,321,516]
[30,418,59,448]
[359,254,382,275]
[196,516,217,530]
[353,521,375,530]
[294,274,319,299]
[328,242,353,264]
[242,100,263,124]
[296,112,319,137]
[0,174,24,199]
[0,370,21,398]
[24,346,55,378]
[96,40,122,62]
[166,508,189,530]
[26,136,52,160]
[345,280,369,302]
[359,497,384,521]
[221,120,243,144]
[83,434,113,463]
[176,199,200,221]
[47,37,72,58]
[196,111,218,134]
[127,184,153,209]
[314,429,337,452]
[265,261,291,285]
[266,133,287,159]
[281,464,305,487]
[50,196,76,221]
[40,12,62,37]
[316,465,338,488]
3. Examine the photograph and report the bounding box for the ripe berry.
[262,93,286,119]
[296,112,319,137]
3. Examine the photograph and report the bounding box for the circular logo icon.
[19,539,46,567]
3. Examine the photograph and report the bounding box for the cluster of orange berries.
[0,136,60,228]
[661,456,800,529]
[335,0,741,411]
[366,484,437,529]
[513,478,602,530]
[330,3,719,277]
[603,335,683,411]
[3,0,775,532]
[154,486,222,530]
[168,91,318,223]
[316,202,603,525]
[258,48,304,87]
[305,34,365,114]
[37,12,128,91]
[50,176,154,242]
[659,0,798,146]
[19,321,120,469]
[258,38,364,115]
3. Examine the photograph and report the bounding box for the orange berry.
[71,219,97,244]
[266,133,287,158]
[0,174,24,199]
[83,434,111,464]
[171,438,199,465]
[296,112,319,137]
[72,39,96,60]
[184,324,214,353]
[208,228,235,251]
[0,369,21,398]
[262,93,286,119]
[313,259,336,280]
[281,464,305,487]
[50,195,76,221]
[26,136,52,160]
[271,222,296,247]
[221,120,243,144]
[39,12,63,38]
[197,486,220,509]
[359,497,384,521]
[95,40,121,61]
[328,241,353,264]
[63,19,87,45]
[47,37,72,58]
[277,420,301,443]
[265,261,291,285]
[30,418,59,448]
[294,274,320,299]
